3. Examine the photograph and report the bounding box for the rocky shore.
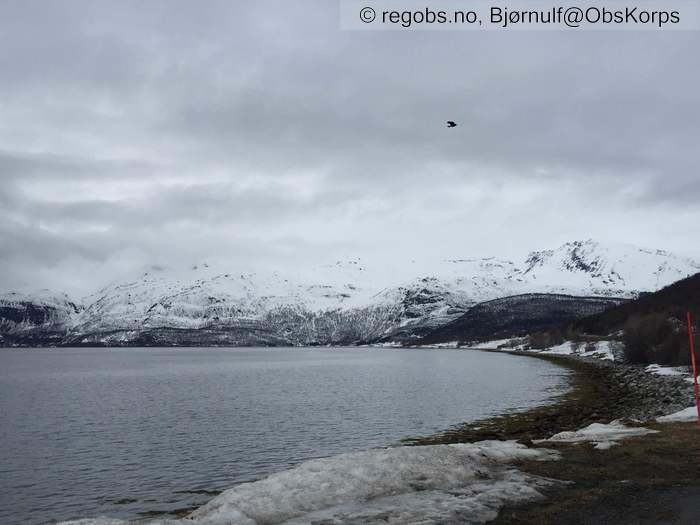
[580,356,695,421]
[406,350,700,525]
[405,351,695,446]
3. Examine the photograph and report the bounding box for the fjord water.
[0,347,569,524]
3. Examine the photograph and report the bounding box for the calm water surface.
[0,347,570,524]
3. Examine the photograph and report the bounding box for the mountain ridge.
[2,240,698,347]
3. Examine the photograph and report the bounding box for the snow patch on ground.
[536,341,575,356]
[644,364,698,386]
[534,420,658,450]
[466,339,619,361]
[538,341,617,361]
[645,364,688,377]
[368,341,403,348]
[657,407,699,423]
[420,341,462,349]
[468,339,514,350]
[585,341,616,361]
[59,441,561,525]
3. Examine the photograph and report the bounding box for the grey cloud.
[0,0,698,295]
[0,151,165,181]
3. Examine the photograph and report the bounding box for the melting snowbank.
[465,339,620,361]
[534,421,658,450]
[60,441,560,525]
[644,364,699,386]
[645,364,688,377]
[468,339,515,350]
[657,407,699,423]
[538,341,618,361]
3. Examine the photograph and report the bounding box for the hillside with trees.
[573,272,700,365]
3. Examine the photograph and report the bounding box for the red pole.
[687,311,700,428]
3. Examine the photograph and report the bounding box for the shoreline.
[54,348,699,524]
[407,348,699,524]
[406,348,694,446]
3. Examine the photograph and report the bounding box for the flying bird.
[447,121,457,128]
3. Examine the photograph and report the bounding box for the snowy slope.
[2,240,699,346]
[518,240,699,297]
[0,291,81,345]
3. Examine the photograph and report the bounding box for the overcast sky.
[1,0,699,296]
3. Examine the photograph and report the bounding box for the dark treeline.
[563,273,700,366]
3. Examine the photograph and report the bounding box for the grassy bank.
[491,421,700,524]
[406,350,700,524]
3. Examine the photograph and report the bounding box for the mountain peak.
[2,241,699,347]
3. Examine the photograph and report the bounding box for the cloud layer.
[1,0,698,295]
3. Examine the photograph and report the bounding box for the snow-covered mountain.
[2,240,699,346]
[0,291,82,346]
[519,241,697,296]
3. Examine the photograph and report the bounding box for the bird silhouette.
[447,121,457,128]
